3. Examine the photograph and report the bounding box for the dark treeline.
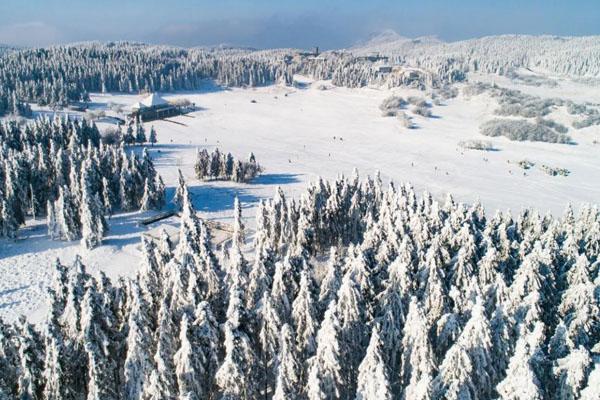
[0,172,598,399]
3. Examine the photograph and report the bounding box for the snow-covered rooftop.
[140,93,169,108]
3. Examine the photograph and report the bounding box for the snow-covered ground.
[1,76,599,323]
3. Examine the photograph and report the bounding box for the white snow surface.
[1,76,599,323]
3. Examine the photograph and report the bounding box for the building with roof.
[130,93,182,121]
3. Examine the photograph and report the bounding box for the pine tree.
[559,254,599,348]
[135,120,147,145]
[174,313,202,400]
[246,231,273,314]
[496,322,546,400]
[401,297,436,400]
[173,169,188,210]
[318,247,342,310]
[336,270,369,397]
[47,200,59,239]
[355,325,392,400]
[258,292,282,396]
[232,196,245,248]
[142,298,177,399]
[552,346,593,400]
[191,301,220,398]
[456,297,496,397]
[580,352,600,400]
[306,300,344,400]
[123,282,154,400]
[432,342,477,400]
[53,186,80,241]
[149,126,158,146]
[140,178,153,211]
[215,284,258,399]
[291,269,318,363]
[42,324,68,400]
[81,285,119,400]
[15,317,44,400]
[273,324,301,400]
[80,172,107,249]
[101,177,116,216]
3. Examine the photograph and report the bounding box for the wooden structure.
[139,210,178,226]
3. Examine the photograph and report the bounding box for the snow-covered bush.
[480,118,572,143]
[493,89,564,118]
[397,111,415,128]
[573,112,600,129]
[462,82,494,97]
[1,171,598,398]
[458,140,497,151]
[506,69,558,87]
[434,85,459,100]
[516,159,535,170]
[541,164,571,176]
[412,105,432,117]
[536,117,569,134]
[407,96,430,108]
[379,95,407,116]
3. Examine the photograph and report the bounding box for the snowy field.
[1,75,599,323]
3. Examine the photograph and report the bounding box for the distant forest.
[2,35,599,116]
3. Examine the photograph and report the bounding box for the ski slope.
[1,75,599,323]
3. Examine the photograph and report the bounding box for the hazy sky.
[1,0,599,48]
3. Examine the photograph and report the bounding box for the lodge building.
[130,93,182,121]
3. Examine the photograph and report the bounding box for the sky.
[1,0,599,49]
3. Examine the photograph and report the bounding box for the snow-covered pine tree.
[173,169,188,211]
[318,247,343,311]
[232,196,245,248]
[552,346,593,400]
[306,300,344,400]
[14,317,44,400]
[401,297,436,400]
[55,186,81,241]
[174,313,203,400]
[81,284,119,400]
[190,301,220,398]
[142,298,177,400]
[496,322,547,400]
[355,325,393,400]
[123,282,154,400]
[149,126,158,146]
[291,269,318,368]
[80,170,107,249]
[272,324,301,400]
[335,270,370,398]
[215,282,258,399]
[258,292,283,398]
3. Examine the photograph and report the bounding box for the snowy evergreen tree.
[174,313,203,400]
[291,269,319,363]
[355,325,393,400]
[306,300,344,400]
[496,322,547,400]
[273,324,301,400]
[401,297,436,400]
